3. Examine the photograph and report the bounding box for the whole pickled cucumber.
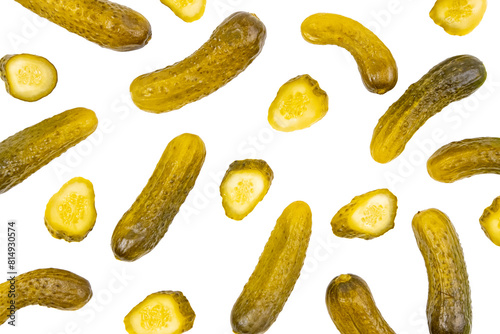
[14,0,152,51]
[111,133,206,262]
[130,11,266,113]
[371,55,486,164]
[0,268,92,326]
[428,137,500,183]
[326,274,396,334]
[412,209,471,334]
[231,201,312,334]
[301,13,398,94]
[0,108,98,194]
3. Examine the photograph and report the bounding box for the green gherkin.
[412,209,471,334]
[231,201,312,334]
[428,137,500,183]
[111,133,206,262]
[301,13,398,95]
[0,268,92,326]
[14,0,152,51]
[371,55,487,164]
[130,11,267,113]
[0,108,98,194]
[326,274,396,334]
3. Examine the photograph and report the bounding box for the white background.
[0,0,499,333]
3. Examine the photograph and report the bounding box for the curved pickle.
[301,13,397,94]
[0,268,92,326]
[130,12,266,113]
[427,137,500,183]
[371,55,486,164]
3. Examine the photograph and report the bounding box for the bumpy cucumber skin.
[111,134,206,262]
[412,209,471,334]
[330,189,397,240]
[0,56,10,83]
[371,55,486,164]
[428,137,500,183]
[301,13,397,95]
[0,268,92,326]
[220,159,274,220]
[15,0,152,51]
[231,201,312,334]
[326,274,396,334]
[130,11,266,113]
[124,291,195,334]
[0,108,98,194]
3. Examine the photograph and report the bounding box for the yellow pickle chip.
[331,189,397,240]
[124,291,195,334]
[0,53,57,102]
[45,177,97,242]
[220,159,273,220]
[268,74,329,132]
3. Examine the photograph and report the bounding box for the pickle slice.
[220,160,273,220]
[331,189,397,239]
[160,0,206,22]
[480,196,500,246]
[124,291,195,334]
[430,0,487,36]
[268,74,328,132]
[44,177,97,242]
[0,54,57,102]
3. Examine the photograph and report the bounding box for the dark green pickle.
[326,274,396,334]
[371,55,486,163]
